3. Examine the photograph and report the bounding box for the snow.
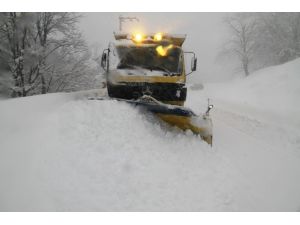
[1,59,300,211]
[195,58,300,128]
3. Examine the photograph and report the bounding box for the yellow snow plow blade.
[156,113,213,145]
[119,95,213,145]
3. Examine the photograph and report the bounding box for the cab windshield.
[116,45,183,75]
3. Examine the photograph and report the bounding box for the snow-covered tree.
[0,12,98,97]
[221,13,258,76]
[257,12,300,64]
[33,12,88,94]
[220,12,300,76]
[0,13,35,96]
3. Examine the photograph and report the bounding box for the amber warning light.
[132,32,164,43]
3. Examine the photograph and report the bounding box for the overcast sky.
[80,13,234,82]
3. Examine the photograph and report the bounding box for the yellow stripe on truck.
[114,75,186,84]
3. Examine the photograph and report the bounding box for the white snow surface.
[1,59,300,211]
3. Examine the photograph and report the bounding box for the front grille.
[107,82,187,101]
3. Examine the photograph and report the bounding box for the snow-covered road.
[0,59,300,211]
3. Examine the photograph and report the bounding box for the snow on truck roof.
[113,32,187,47]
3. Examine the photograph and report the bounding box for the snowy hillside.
[192,58,300,127]
[1,59,300,211]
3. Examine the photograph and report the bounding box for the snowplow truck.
[101,32,213,145]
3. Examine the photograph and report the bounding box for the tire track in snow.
[210,103,300,211]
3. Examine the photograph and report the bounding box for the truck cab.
[101,32,197,106]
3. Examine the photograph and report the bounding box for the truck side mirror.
[184,51,197,76]
[191,57,197,71]
[101,53,107,70]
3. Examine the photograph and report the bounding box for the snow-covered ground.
[0,59,300,211]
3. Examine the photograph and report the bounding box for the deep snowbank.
[1,92,231,211]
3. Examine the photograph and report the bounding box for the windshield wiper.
[117,63,148,75]
[117,62,135,69]
[144,65,172,76]
[118,61,177,76]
